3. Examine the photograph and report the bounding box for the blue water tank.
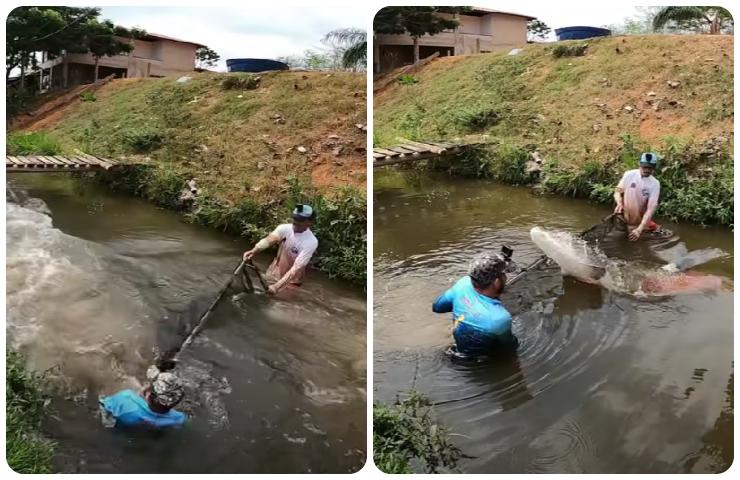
[226,58,289,73]
[555,26,611,41]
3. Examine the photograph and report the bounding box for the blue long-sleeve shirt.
[100,389,186,428]
[432,276,512,335]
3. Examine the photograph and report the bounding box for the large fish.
[530,226,725,296]
[529,227,606,284]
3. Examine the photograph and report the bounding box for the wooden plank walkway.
[6,154,125,172]
[373,139,470,167]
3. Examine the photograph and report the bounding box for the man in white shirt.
[243,204,318,294]
[613,152,661,241]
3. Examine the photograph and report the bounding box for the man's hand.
[243,249,255,261]
[628,226,643,241]
[614,203,624,214]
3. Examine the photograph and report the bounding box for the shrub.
[6,132,62,156]
[455,107,501,132]
[220,74,260,90]
[79,91,97,102]
[398,74,418,86]
[552,43,588,58]
[374,391,462,474]
[122,128,164,153]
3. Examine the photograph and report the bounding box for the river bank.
[374,35,733,227]
[8,70,367,285]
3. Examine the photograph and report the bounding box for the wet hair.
[469,254,507,290]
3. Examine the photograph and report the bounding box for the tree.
[374,7,469,63]
[653,6,733,34]
[527,19,551,42]
[6,7,144,86]
[195,45,220,69]
[323,28,366,71]
[84,20,144,81]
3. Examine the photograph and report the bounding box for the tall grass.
[6,350,55,474]
[7,132,62,156]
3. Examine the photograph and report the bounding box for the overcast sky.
[100,5,368,71]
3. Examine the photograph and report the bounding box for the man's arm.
[613,173,627,214]
[243,228,284,260]
[432,288,455,314]
[269,242,317,293]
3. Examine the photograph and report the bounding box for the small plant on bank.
[374,391,462,474]
[398,74,419,86]
[80,91,97,102]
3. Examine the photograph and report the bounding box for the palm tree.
[323,28,366,70]
[653,6,733,34]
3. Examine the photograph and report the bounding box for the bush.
[122,128,164,153]
[6,132,62,156]
[6,86,36,119]
[6,350,55,474]
[455,107,501,132]
[398,74,418,86]
[374,391,462,474]
[552,43,588,58]
[80,91,97,102]
[220,74,261,90]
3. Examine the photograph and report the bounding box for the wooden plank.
[50,156,70,166]
[402,139,445,154]
[40,156,62,168]
[389,146,416,155]
[6,156,21,165]
[373,148,401,157]
[372,152,386,159]
[80,154,114,169]
[53,156,76,166]
[396,143,427,153]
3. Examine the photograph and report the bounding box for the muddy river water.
[374,172,732,474]
[6,174,366,474]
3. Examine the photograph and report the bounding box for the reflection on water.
[6,174,366,473]
[374,172,732,473]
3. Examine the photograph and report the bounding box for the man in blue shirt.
[432,253,516,358]
[99,366,186,428]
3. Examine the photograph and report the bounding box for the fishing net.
[580,214,627,244]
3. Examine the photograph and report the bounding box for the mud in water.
[6,174,366,473]
[374,172,733,474]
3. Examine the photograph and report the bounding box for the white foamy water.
[6,200,154,396]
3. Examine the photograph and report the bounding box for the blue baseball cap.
[639,152,659,168]
[292,204,315,221]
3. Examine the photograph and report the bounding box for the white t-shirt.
[271,224,318,271]
[617,169,660,225]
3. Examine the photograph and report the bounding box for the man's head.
[639,152,659,177]
[469,253,508,297]
[145,366,184,413]
[291,204,315,233]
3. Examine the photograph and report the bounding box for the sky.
[99,5,368,71]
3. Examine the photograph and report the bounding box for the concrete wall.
[489,14,529,48]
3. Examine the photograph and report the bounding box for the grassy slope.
[11,71,367,284]
[374,35,733,225]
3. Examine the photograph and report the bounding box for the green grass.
[6,350,55,474]
[7,132,63,156]
[374,391,462,474]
